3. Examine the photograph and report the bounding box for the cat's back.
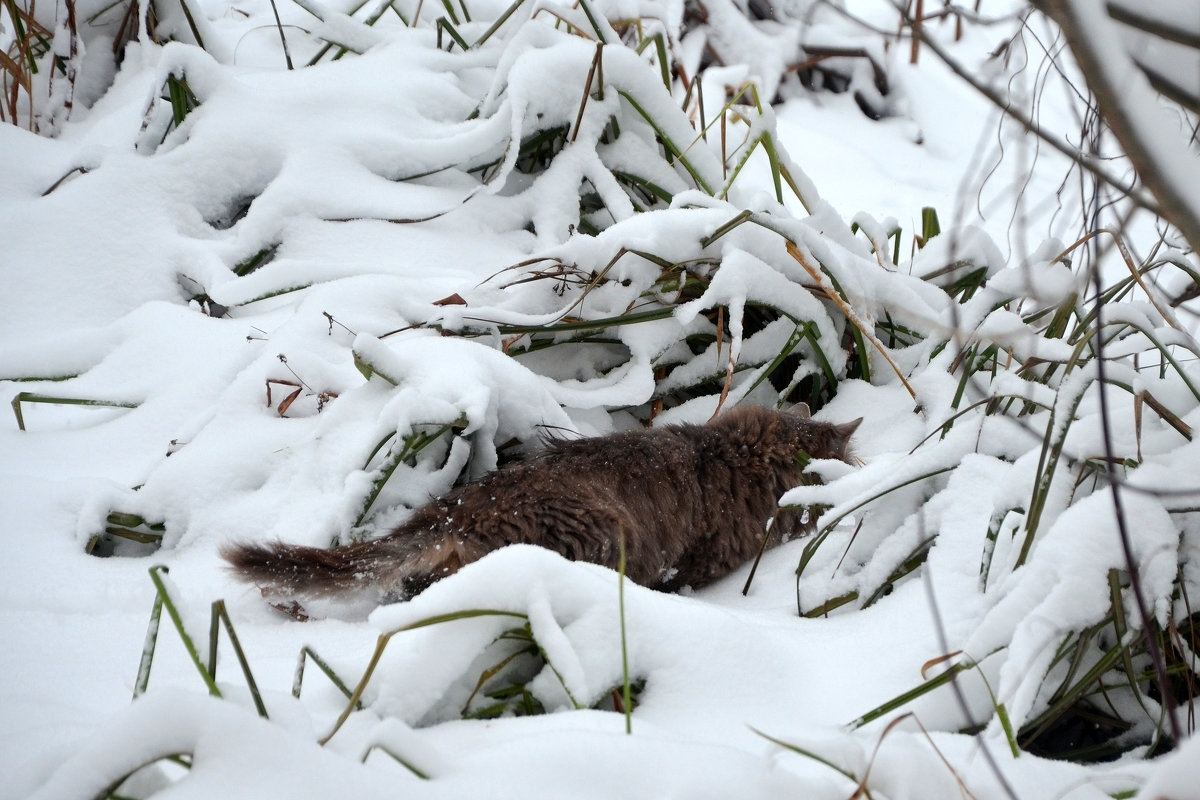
[531,423,700,484]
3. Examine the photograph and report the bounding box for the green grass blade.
[473,0,526,47]
[719,131,767,200]
[847,661,969,729]
[798,466,957,541]
[322,609,530,743]
[294,646,363,706]
[618,528,632,734]
[436,16,469,50]
[147,566,221,698]
[212,600,269,718]
[919,206,940,245]
[575,0,607,43]
[362,745,431,779]
[1019,353,1091,567]
[175,0,207,49]
[1018,640,1127,745]
[617,89,714,195]
[750,726,860,783]
[698,209,753,248]
[165,74,198,127]
[483,306,677,336]
[11,392,138,431]
[231,283,313,306]
[461,641,536,714]
[355,417,466,525]
[438,0,459,24]
[132,590,165,700]
[801,591,859,618]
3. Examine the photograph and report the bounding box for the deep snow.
[2,0,1197,798]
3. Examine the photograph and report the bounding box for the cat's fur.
[223,405,860,614]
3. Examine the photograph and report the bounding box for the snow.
[3,0,1199,798]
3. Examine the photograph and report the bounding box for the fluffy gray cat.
[224,404,860,616]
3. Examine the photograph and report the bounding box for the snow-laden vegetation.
[3,0,1199,797]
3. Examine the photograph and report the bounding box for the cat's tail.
[221,531,475,606]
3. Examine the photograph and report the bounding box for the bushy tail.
[221,537,409,601]
[221,531,477,604]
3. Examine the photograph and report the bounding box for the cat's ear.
[788,402,811,419]
[836,417,863,439]
[834,417,863,464]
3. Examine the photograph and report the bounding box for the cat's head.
[783,403,861,464]
[714,403,862,464]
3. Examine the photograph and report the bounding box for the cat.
[223,404,860,616]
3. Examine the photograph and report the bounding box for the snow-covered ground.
[2,1,1197,797]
